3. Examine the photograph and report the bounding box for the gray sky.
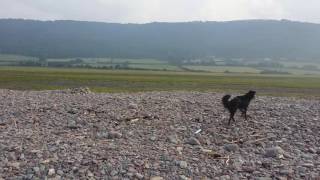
[0,0,319,23]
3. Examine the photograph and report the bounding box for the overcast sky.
[0,0,319,23]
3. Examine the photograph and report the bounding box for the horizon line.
[0,18,319,25]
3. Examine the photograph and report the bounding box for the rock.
[87,171,94,177]
[230,174,240,180]
[108,131,122,139]
[48,168,56,176]
[133,160,144,166]
[25,174,34,179]
[40,165,46,172]
[110,170,118,176]
[67,119,78,129]
[279,169,294,176]
[255,177,272,180]
[150,176,164,180]
[96,131,109,139]
[19,153,25,160]
[262,161,272,169]
[128,103,138,109]
[301,163,314,168]
[128,167,137,173]
[179,175,191,180]
[185,137,201,146]
[176,147,183,155]
[264,146,285,158]
[33,167,40,175]
[8,152,16,161]
[126,172,134,178]
[178,161,188,169]
[300,153,313,160]
[308,148,317,154]
[241,166,255,173]
[56,170,64,176]
[219,175,230,180]
[7,162,20,169]
[67,108,78,114]
[167,134,179,144]
[51,175,62,180]
[275,176,287,180]
[224,144,239,152]
[297,166,306,175]
[135,173,144,179]
[150,136,157,141]
[0,116,7,126]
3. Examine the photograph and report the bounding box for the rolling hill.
[0,19,320,62]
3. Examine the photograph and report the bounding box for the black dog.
[222,90,256,125]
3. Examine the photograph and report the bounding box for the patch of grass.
[0,66,320,97]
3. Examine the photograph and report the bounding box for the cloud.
[0,0,319,23]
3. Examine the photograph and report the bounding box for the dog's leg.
[242,110,247,120]
[228,111,236,125]
[228,117,232,125]
[240,108,248,120]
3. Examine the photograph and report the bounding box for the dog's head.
[246,90,256,99]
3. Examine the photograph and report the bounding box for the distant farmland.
[2,54,320,75]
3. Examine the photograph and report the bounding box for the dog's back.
[222,94,240,112]
[236,90,255,109]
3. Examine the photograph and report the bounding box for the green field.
[1,66,320,97]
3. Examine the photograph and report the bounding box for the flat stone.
[185,137,201,146]
[150,176,164,180]
[135,173,144,179]
[108,131,122,139]
[48,168,56,176]
[178,161,188,169]
[224,144,239,152]
[264,146,285,158]
[167,134,178,144]
[302,163,314,168]
[179,175,191,180]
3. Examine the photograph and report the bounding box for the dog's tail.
[222,95,231,109]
